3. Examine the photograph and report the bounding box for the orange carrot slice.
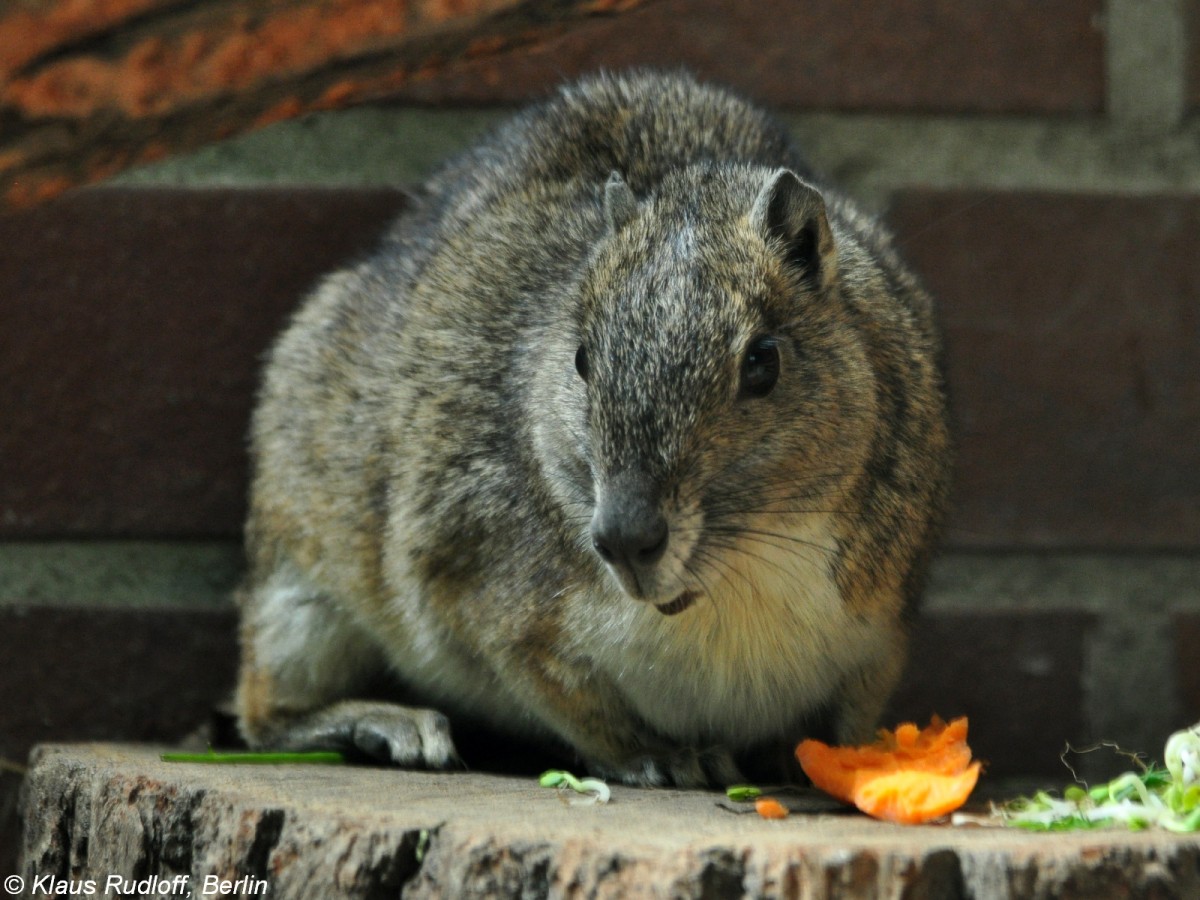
[755,796,789,819]
[851,765,981,824]
[796,716,979,824]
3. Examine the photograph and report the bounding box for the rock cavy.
[235,70,952,787]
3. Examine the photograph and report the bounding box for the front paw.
[268,700,460,769]
[347,704,459,768]
[592,746,743,789]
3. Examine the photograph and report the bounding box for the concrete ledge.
[18,745,1200,898]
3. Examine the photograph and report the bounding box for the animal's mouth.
[654,591,697,616]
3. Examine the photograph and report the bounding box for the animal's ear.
[604,171,638,231]
[750,169,837,290]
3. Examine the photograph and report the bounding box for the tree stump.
[18,744,1200,898]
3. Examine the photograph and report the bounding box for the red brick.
[398,0,1105,114]
[1191,1,1200,110]
[0,776,16,879]
[890,190,1200,549]
[0,606,238,757]
[0,188,406,537]
[1176,612,1200,723]
[887,610,1094,777]
[0,604,238,871]
[6,188,1199,549]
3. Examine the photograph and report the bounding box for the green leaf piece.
[726,785,763,802]
[161,750,345,765]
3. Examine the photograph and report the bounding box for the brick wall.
[3,0,1200,867]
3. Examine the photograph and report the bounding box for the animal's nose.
[590,471,669,595]
[591,511,669,568]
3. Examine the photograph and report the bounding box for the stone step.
[18,744,1200,898]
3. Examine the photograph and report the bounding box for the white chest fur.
[563,514,888,746]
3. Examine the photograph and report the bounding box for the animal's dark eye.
[575,344,590,382]
[740,336,780,398]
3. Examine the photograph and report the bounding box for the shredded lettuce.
[1002,723,1200,832]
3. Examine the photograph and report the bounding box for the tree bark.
[0,0,657,211]
[22,744,1200,899]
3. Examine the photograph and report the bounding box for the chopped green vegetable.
[1001,723,1200,832]
[538,770,570,788]
[161,750,345,765]
[726,785,763,802]
[538,769,611,804]
[414,828,431,863]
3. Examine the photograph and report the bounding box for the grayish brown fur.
[236,70,952,787]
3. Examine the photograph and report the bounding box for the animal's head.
[541,165,881,612]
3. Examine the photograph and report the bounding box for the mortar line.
[1104,0,1190,133]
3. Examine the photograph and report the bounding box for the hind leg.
[236,566,458,768]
